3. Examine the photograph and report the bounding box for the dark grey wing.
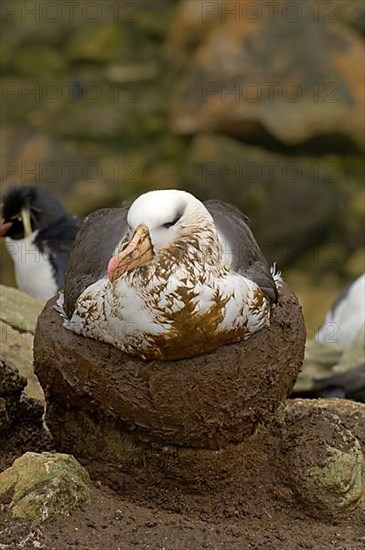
[204,200,278,303]
[37,214,81,290]
[64,207,129,318]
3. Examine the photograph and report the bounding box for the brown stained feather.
[151,230,227,279]
[120,229,269,361]
[248,289,267,315]
[143,288,268,361]
[129,237,269,360]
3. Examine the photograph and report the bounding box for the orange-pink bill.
[108,224,154,283]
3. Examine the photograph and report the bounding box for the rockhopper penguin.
[0,186,80,300]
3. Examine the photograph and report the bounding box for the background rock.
[293,398,365,454]
[0,359,27,433]
[169,0,365,150]
[0,284,44,332]
[0,452,91,521]
[0,285,44,400]
[0,359,49,474]
[34,283,305,451]
[331,0,365,35]
[277,399,365,516]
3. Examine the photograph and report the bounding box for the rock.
[0,361,51,474]
[34,282,305,452]
[0,284,44,333]
[66,24,125,63]
[0,359,27,433]
[0,364,49,472]
[169,0,365,150]
[12,47,66,77]
[168,0,218,66]
[1,0,364,299]
[0,320,43,401]
[346,249,365,279]
[331,0,365,35]
[0,452,91,521]
[278,399,365,516]
[302,398,365,455]
[104,63,159,83]
[0,285,44,400]
[0,358,27,396]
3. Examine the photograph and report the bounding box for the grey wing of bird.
[42,215,81,290]
[63,207,129,318]
[204,200,278,303]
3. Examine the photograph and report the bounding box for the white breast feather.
[5,232,58,301]
[64,257,272,355]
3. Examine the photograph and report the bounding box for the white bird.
[57,189,280,361]
[316,273,365,350]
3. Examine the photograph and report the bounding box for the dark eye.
[163,221,176,229]
[162,215,181,229]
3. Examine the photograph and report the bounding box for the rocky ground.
[1,399,365,550]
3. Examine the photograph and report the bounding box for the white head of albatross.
[129,189,210,251]
[107,190,219,283]
[61,189,280,361]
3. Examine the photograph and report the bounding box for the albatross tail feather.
[270,263,283,288]
[54,291,68,321]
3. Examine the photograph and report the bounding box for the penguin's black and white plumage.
[0,186,81,301]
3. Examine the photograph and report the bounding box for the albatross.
[58,189,280,361]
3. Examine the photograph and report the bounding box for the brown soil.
[1,414,365,550]
[1,483,364,550]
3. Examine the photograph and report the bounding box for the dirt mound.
[34,283,305,450]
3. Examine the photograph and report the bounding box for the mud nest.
[34,283,305,451]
